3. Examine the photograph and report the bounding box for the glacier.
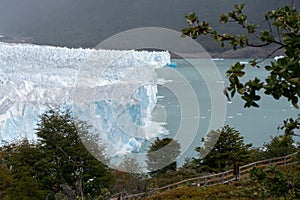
[0,42,170,158]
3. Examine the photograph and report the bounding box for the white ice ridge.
[0,42,170,156]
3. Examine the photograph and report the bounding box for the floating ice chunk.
[211,58,224,61]
[274,55,284,61]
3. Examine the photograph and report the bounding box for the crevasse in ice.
[0,42,170,156]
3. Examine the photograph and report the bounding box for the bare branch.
[256,45,284,64]
[277,27,283,44]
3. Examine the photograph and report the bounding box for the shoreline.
[0,38,284,59]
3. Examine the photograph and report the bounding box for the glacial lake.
[151,58,299,164]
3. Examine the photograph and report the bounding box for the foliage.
[176,157,199,179]
[247,147,266,163]
[147,157,199,188]
[0,109,112,199]
[1,140,50,199]
[195,125,252,173]
[182,4,300,135]
[144,163,300,200]
[284,164,300,198]
[249,165,298,199]
[143,182,273,200]
[263,134,297,158]
[146,138,180,177]
[34,108,111,199]
[0,147,14,199]
[278,114,300,137]
[112,156,147,194]
[148,169,198,189]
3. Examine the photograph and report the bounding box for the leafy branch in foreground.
[182,4,300,109]
[182,4,300,137]
[278,114,300,137]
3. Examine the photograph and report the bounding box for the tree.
[0,146,13,199]
[176,157,199,179]
[249,166,297,199]
[263,134,297,158]
[113,156,147,195]
[34,108,111,199]
[182,4,300,135]
[146,138,180,177]
[0,140,49,200]
[195,125,252,173]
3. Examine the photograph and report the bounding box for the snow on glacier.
[0,42,170,157]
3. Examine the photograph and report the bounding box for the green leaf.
[292,97,299,109]
[231,89,236,98]
[253,95,261,101]
[289,78,300,85]
[252,102,259,107]
[219,14,228,24]
[265,65,272,71]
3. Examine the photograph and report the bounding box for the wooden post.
[238,166,241,181]
[284,156,287,165]
[221,173,225,183]
[233,161,239,181]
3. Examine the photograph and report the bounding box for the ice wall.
[0,42,170,156]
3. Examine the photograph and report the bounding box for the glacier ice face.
[0,42,170,158]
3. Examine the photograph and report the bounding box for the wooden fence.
[238,152,298,180]
[111,152,298,200]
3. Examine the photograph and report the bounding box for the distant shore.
[0,37,284,59]
[170,46,284,59]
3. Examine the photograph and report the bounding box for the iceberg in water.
[0,42,170,157]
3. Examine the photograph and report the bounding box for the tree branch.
[256,45,284,64]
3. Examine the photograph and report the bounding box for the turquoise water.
[154,58,299,163]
